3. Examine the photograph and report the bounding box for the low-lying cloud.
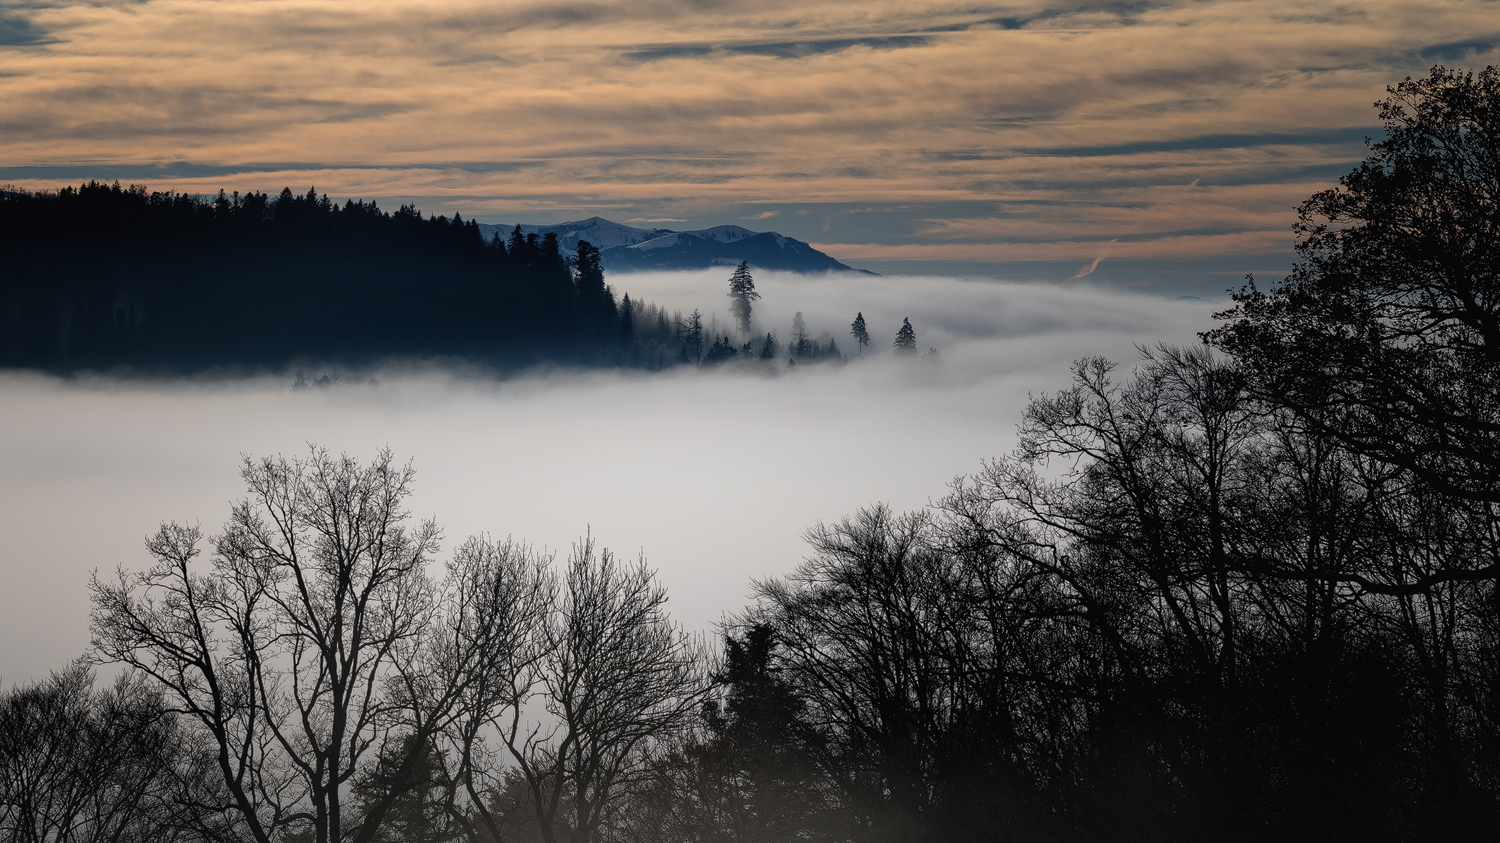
[0,272,1218,683]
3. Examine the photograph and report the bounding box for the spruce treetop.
[727,261,760,337]
[850,312,870,355]
[893,317,917,356]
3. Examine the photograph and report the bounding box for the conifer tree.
[893,317,917,357]
[704,335,738,364]
[540,232,562,264]
[575,240,607,312]
[850,312,870,356]
[619,293,635,343]
[507,225,527,262]
[683,309,705,362]
[727,262,760,338]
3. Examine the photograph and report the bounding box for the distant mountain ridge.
[475,217,874,275]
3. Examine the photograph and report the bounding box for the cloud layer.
[0,1,1494,274]
[0,271,1217,683]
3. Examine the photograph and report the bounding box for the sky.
[0,273,1216,684]
[2,0,1496,285]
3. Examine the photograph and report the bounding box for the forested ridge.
[3,66,1500,843]
[0,182,876,374]
[0,184,690,373]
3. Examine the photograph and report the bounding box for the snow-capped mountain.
[475,216,673,252]
[475,217,870,275]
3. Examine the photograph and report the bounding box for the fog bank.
[0,273,1218,683]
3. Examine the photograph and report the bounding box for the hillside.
[477,217,874,274]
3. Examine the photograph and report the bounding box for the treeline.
[631,305,849,369]
[0,184,671,372]
[0,182,606,370]
[0,183,921,374]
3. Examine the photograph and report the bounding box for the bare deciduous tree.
[502,537,704,843]
[0,664,183,843]
[432,535,553,843]
[89,447,484,843]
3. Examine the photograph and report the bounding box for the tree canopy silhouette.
[849,313,869,356]
[0,184,638,373]
[1207,65,1500,505]
[892,318,917,356]
[727,262,760,339]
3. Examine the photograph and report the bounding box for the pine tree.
[540,232,562,265]
[574,240,607,312]
[850,312,869,356]
[683,309,705,362]
[727,261,760,338]
[700,624,828,842]
[619,293,635,343]
[791,312,808,359]
[893,317,917,357]
[507,224,527,263]
[704,335,738,364]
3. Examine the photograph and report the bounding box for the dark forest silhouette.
[3,65,1500,842]
[0,186,869,374]
[0,183,616,372]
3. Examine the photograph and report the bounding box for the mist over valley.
[0,270,1216,684]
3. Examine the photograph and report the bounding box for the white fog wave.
[0,273,1220,682]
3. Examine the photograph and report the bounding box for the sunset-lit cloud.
[1,0,1495,277]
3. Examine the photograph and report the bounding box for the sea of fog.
[0,272,1223,683]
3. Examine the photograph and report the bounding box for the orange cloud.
[814,230,1293,262]
[0,0,1494,265]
